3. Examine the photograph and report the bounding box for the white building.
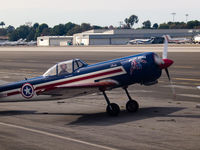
[37,36,73,46]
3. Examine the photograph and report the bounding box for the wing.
[36,79,119,98]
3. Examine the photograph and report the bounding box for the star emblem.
[21,83,34,99]
[23,86,32,96]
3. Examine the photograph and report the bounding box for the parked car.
[193,34,200,44]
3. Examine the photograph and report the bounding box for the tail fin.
[165,35,171,41]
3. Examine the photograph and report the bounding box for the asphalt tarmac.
[0,46,199,150]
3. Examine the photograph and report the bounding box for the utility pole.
[119,21,123,28]
[171,13,176,22]
[185,14,189,22]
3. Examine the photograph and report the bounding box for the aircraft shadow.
[67,107,187,126]
[0,107,199,126]
[0,110,37,116]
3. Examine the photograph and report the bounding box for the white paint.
[0,66,126,102]
[0,122,118,150]
[177,94,200,98]
[37,38,49,46]
[162,85,197,90]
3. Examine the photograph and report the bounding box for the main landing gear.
[124,87,139,113]
[102,87,139,116]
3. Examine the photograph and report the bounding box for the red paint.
[160,59,174,69]
[7,91,20,96]
[35,68,122,90]
[5,68,123,97]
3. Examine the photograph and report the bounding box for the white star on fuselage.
[24,86,31,95]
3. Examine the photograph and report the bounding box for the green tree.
[81,23,91,31]
[26,28,36,41]
[41,28,52,36]
[33,23,39,29]
[52,24,66,35]
[38,23,49,33]
[9,25,31,41]
[17,25,30,39]
[0,21,5,28]
[67,25,82,35]
[169,22,187,29]
[0,28,7,36]
[142,20,151,29]
[124,15,139,29]
[92,25,102,29]
[65,22,76,33]
[187,20,200,29]
[7,25,15,33]
[34,23,49,37]
[153,23,158,29]
[159,23,169,29]
[8,30,19,41]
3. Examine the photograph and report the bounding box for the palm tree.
[0,21,5,28]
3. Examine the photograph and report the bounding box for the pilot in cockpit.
[59,64,69,75]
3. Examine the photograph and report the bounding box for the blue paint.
[0,52,162,93]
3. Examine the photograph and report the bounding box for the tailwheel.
[106,103,120,116]
[126,100,139,113]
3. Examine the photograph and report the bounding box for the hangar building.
[37,36,73,46]
[73,29,200,45]
[37,29,200,46]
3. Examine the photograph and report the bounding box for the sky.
[0,0,199,28]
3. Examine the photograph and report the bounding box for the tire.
[126,100,139,113]
[106,103,120,116]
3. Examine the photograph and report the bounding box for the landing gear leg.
[102,91,120,116]
[124,87,139,113]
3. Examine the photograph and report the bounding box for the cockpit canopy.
[43,59,87,77]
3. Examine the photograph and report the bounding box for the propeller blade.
[165,68,176,99]
[163,35,168,59]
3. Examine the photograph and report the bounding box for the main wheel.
[106,103,120,116]
[126,100,139,113]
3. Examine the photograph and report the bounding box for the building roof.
[38,36,73,39]
[0,36,9,40]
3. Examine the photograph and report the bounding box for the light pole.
[119,21,123,28]
[171,13,176,22]
[185,14,189,22]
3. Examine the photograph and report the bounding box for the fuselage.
[0,52,162,102]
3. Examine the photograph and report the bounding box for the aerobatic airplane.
[0,37,174,116]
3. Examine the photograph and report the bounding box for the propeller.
[162,35,176,99]
[165,68,176,99]
[162,35,168,59]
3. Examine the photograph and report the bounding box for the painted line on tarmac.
[173,65,194,69]
[0,122,118,150]
[174,78,200,82]
[177,94,200,98]
[162,85,196,90]
[159,80,200,86]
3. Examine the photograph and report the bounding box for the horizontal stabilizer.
[0,80,9,85]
